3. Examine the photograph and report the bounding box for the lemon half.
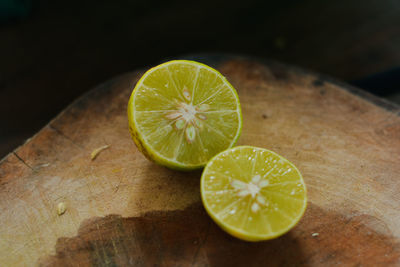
[201,146,307,241]
[127,60,242,170]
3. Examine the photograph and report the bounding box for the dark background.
[1,0,400,158]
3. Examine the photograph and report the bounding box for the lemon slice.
[127,60,242,170]
[201,146,307,241]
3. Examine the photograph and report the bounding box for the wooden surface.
[1,57,400,266]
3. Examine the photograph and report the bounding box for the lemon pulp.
[201,146,307,241]
[127,60,242,170]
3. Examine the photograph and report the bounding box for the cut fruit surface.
[127,60,242,170]
[201,146,307,241]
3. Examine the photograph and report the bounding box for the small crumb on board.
[91,145,110,160]
[57,202,67,215]
[312,232,319,237]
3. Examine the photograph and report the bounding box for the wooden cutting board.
[1,56,399,266]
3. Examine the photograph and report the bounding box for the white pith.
[231,174,270,213]
[165,92,210,143]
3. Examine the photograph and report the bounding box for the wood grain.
[1,57,399,266]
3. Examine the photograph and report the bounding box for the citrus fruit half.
[127,60,242,170]
[201,146,307,241]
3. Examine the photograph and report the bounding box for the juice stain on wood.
[39,203,400,266]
